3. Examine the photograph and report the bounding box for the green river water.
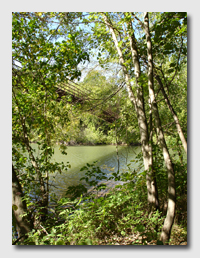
[32,144,142,197]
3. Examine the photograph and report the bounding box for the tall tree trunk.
[155,74,187,154]
[144,12,176,244]
[12,164,33,242]
[126,16,159,212]
[103,13,159,212]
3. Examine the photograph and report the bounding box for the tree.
[146,12,187,154]
[143,12,175,243]
[12,12,89,237]
[84,11,187,243]
[12,164,33,243]
[100,12,159,213]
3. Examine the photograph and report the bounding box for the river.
[32,144,143,197]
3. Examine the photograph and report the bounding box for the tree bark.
[12,164,33,242]
[126,16,159,212]
[144,12,176,244]
[155,74,187,155]
[103,13,159,212]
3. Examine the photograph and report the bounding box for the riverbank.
[55,140,141,146]
[30,139,142,147]
[48,177,187,246]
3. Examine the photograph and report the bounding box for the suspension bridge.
[55,80,125,123]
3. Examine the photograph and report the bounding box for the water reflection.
[48,145,142,197]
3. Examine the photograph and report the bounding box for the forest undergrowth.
[13,151,187,246]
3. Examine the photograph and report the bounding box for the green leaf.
[85,239,93,245]
[76,195,83,206]
[167,68,174,73]
[169,62,177,68]
[12,205,18,211]
[121,230,126,236]
[156,240,163,245]
[80,166,87,171]
[56,239,65,245]
[136,224,145,233]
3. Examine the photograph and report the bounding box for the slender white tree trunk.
[155,74,187,154]
[144,12,176,244]
[102,13,159,211]
[125,16,159,212]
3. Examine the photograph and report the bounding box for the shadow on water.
[50,145,142,197]
[31,144,142,198]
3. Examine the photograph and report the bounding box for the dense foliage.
[12,12,187,245]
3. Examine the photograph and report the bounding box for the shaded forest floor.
[97,224,187,245]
